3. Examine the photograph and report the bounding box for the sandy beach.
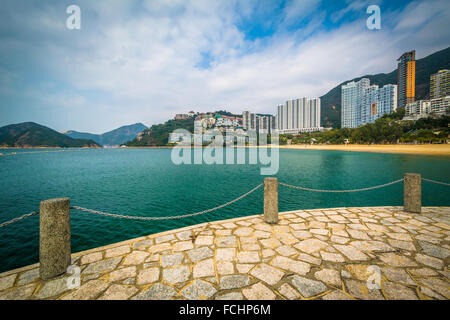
[279,144,450,156]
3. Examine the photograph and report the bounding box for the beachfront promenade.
[0,206,449,300]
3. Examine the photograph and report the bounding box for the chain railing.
[0,211,39,228]
[422,178,450,187]
[279,178,405,193]
[70,183,263,221]
[1,176,449,228]
[0,183,262,227]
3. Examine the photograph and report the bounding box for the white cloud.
[330,0,371,23]
[394,0,443,31]
[282,0,321,26]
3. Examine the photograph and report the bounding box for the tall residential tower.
[242,111,276,133]
[341,78,397,128]
[430,69,450,99]
[276,98,321,133]
[397,50,416,109]
[341,78,370,128]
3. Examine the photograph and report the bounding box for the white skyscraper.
[341,78,370,128]
[276,97,322,134]
[341,78,397,128]
[242,111,257,130]
[242,111,275,133]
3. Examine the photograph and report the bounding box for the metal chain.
[422,178,450,186]
[279,178,404,193]
[70,183,263,221]
[0,211,39,228]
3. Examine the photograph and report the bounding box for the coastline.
[278,144,450,156]
[2,144,450,156]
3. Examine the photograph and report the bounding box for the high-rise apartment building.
[341,78,397,128]
[276,98,321,133]
[242,111,275,133]
[269,116,277,132]
[430,96,450,115]
[341,78,370,128]
[405,100,431,118]
[242,111,250,130]
[242,111,257,130]
[430,69,450,99]
[397,50,416,109]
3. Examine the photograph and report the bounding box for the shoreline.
[127,144,450,156]
[2,144,450,156]
[278,144,450,156]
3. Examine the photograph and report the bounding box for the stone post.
[39,198,71,280]
[264,177,278,224]
[404,173,421,213]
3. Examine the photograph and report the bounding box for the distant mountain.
[65,123,148,146]
[0,122,100,148]
[320,46,450,128]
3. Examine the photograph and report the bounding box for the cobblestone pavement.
[0,206,449,300]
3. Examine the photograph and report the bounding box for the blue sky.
[0,0,449,133]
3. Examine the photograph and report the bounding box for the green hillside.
[126,118,195,146]
[320,46,450,128]
[0,122,100,148]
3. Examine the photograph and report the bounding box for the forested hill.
[0,122,100,148]
[126,118,194,146]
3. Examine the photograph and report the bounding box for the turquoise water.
[0,148,449,273]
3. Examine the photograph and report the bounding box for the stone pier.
[0,206,449,300]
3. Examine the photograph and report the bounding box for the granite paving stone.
[291,276,327,298]
[215,292,244,300]
[98,284,138,300]
[250,263,285,285]
[382,281,418,300]
[105,245,130,258]
[0,274,16,291]
[132,283,177,300]
[109,266,137,282]
[314,269,341,287]
[242,282,276,300]
[17,268,40,286]
[182,280,217,300]
[193,259,215,278]
[278,283,300,300]
[219,275,250,289]
[137,268,160,285]
[82,257,122,274]
[163,265,190,284]
[161,253,184,268]
[122,251,150,265]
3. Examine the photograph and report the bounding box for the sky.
[0,0,449,133]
